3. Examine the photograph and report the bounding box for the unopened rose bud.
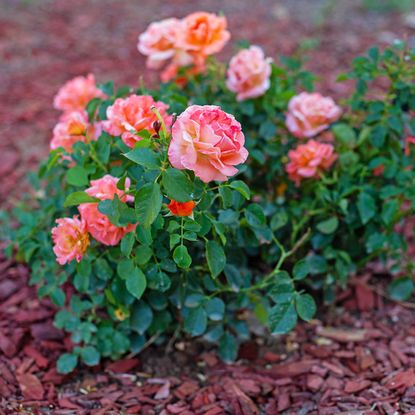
[153,120,162,134]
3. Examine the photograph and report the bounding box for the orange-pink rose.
[286,92,342,139]
[50,111,102,153]
[138,18,183,69]
[286,139,337,186]
[175,12,230,60]
[226,46,272,101]
[78,175,137,246]
[53,74,105,113]
[52,216,90,265]
[168,105,248,183]
[102,95,172,148]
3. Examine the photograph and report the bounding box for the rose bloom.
[167,200,196,217]
[103,95,172,148]
[176,12,230,59]
[286,139,337,186]
[78,175,137,246]
[168,105,248,183]
[226,46,272,101]
[53,74,105,113]
[138,18,181,69]
[50,111,101,153]
[286,92,342,139]
[52,216,90,265]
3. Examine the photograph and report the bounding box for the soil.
[1,0,415,413]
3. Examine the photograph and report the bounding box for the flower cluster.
[103,94,172,148]
[52,74,105,153]
[51,91,248,264]
[138,12,230,81]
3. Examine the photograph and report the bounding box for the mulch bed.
[1,245,415,414]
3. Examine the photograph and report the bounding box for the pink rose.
[286,139,337,186]
[53,74,105,113]
[50,111,101,153]
[78,175,137,246]
[168,105,248,182]
[226,46,272,101]
[138,18,182,69]
[176,12,230,59]
[286,92,342,139]
[52,216,90,265]
[102,95,172,148]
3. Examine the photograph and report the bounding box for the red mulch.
[1,246,415,414]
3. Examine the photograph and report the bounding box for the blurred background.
[1,0,415,205]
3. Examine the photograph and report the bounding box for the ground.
[1,0,415,413]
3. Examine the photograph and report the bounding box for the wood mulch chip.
[1,246,415,414]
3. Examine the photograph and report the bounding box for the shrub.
[2,12,415,371]
[168,38,415,302]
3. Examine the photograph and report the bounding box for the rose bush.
[164,35,415,302]
[2,12,415,372]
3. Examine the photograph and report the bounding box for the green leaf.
[316,217,339,234]
[126,267,147,300]
[98,196,136,227]
[293,259,310,280]
[184,306,207,336]
[86,98,101,121]
[57,353,78,374]
[307,255,328,274]
[206,240,226,278]
[124,148,161,169]
[295,294,317,321]
[64,191,99,207]
[388,277,414,301]
[332,123,356,146]
[117,258,135,280]
[357,192,376,224]
[205,298,225,321]
[269,272,295,302]
[93,258,113,281]
[67,166,89,187]
[80,346,100,366]
[381,199,398,226]
[130,301,153,334]
[184,293,204,308]
[229,180,250,200]
[135,245,153,265]
[162,168,194,203]
[50,287,65,307]
[218,332,237,362]
[370,125,387,148]
[270,210,288,231]
[173,245,192,268]
[120,232,135,256]
[269,302,297,334]
[135,183,162,227]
